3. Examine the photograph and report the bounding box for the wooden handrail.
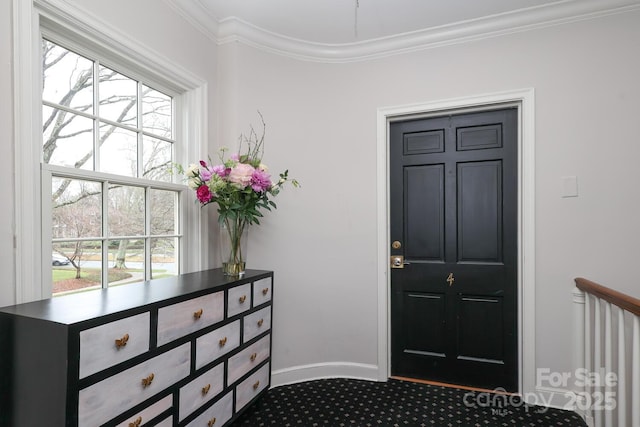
[575,277,640,316]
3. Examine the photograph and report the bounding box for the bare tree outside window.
[43,39,180,295]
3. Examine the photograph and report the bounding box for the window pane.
[151,237,178,279]
[108,185,145,237]
[142,86,172,138]
[52,178,102,238]
[98,65,137,126]
[143,136,172,181]
[99,123,137,176]
[108,239,144,287]
[150,189,177,235]
[43,106,94,169]
[42,40,94,113]
[52,240,102,295]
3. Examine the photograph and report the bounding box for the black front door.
[390,108,518,391]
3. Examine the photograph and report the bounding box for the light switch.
[561,176,578,198]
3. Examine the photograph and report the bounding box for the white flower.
[186,163,199,178]
[188,177,200,189]
[258,163,269,172]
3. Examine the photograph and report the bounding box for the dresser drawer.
[185,391,233,427]
[79,312,150,378]
[154,416,173,427]
[236,362,270,411]
[252,278,272,307]
[115,394,172,427]
[179,362,224,421]
[227,335,270,385]
[243,306,271,342]
[78,342,190,427]
[227,283,251,317]
[157,292,224,346]
[195,320,240,370]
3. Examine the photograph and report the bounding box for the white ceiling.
[198,0,566,44]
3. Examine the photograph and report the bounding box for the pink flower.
[230,153,240,161]
[251,169,272,192]
[196,184,213,203]
[228,163,255,188]
[200,167,213,182]
[212,164,229,177]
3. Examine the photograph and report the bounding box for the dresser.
[0,268,273,427]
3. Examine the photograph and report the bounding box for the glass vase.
[220,217,248,276]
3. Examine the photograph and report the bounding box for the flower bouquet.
[178,115,299,276]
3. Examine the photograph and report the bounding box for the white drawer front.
[185,391,233,427]
[252,278,272,307]
[243,306,271,343]
[157,292,224,346]
[78,343,190,427]
[227,283,251,317]
[154,416,173,427]
[227,335,270,385]
[79,312,150,378]
[195,320,240,370]
[115,394,172,427]
[236,362,270,411]
[179,362,224,421]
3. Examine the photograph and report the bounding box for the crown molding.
[162,0,219,43]
[168,0,640,63]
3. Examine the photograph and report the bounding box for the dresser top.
[0,269,272,325]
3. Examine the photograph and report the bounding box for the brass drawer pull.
[193,308,204,320]
[262,288,269,296]
[129,416,142,427]
[141,373,154,388]
[250,352,257,362]
[207,417,217,427]
[115,333,129,349]
[257,319,264,327]
[202,383,211,396]
[253,380,260,390]
[239,295,247,304]
[219,337,227,347]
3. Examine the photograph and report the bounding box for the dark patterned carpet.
[231,378,587,427]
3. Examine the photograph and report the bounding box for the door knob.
[390,255,410,269]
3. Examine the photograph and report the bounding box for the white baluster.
[632,315,639,427]
[584,293,592,422]
[616,308,625,427]
[594,298,602,427]
[604,302,612,427]
[573,288,586,399]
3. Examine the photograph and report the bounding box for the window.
[42,38,183,295]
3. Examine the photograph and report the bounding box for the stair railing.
[573,277,640,427]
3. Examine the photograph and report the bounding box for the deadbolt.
[392,241,402,249]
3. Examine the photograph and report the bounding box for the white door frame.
[375,88,536,396]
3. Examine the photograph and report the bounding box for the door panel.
[457,161,502,263]
[457,295,504,363]
[405,164,445,261]
[390,108,518,392]
[404,292,446,357]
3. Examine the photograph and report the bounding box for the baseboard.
[531,386,581,412]
[271,362,380,388]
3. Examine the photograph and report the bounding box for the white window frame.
[13,0,209,302]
